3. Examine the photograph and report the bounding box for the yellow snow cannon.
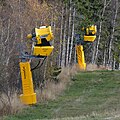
[84,25,97,42]
[33,26,54,57]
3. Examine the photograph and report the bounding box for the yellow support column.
[76,45,86,70]
[19,62,37,105]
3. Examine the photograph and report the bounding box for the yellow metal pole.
[19,61,37,105]
[76,45,86,70]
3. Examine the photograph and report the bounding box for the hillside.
[0,0,120,119]
[4,70,120,120]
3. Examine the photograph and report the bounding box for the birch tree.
[59,6,64,67]
[66,0,72,66]
[92,0,107,64]
[61,5,68,67]
[69,6,76,64]
[108,0,119,68]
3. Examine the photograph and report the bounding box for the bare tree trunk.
[91,41,96,64]
[66,0,72,66]
[94,0,107,64]
[112,57,116,70]
[0,21,6,64]
[103,44,107,66]
[59,6,64,67]
[118,56,120,70]
[61,5,67,68]
[74,45,77,63]
[50,13,55,67]
[108,0,118,68]
[18,0,24,44]
[5,19,11,66]
[43,58,48,81]
[69,7,75,64]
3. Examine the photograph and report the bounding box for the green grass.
[4,70,120,120]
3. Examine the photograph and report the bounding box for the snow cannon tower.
[19,26,54,105]
[76,25,97,70]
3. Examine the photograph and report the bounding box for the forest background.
[0,0,120,116]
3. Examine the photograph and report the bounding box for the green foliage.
[74,0,102,26]
[50,67,62,83]
[62,0,102,31]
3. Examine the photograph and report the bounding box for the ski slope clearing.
[4,71,120,120]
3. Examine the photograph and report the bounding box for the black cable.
[31,56,47,71]
[31,59,41,71]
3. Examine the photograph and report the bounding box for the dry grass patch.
[86,64,98,71]
[86,64,111,71]
[36,64,80,101]
[0,93,25,116]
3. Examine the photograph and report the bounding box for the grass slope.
[4,70,120,120]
